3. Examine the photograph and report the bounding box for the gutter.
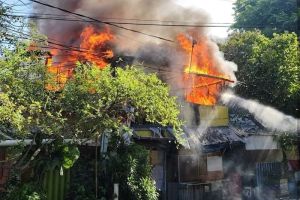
[0,138,97,147]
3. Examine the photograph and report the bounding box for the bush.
[108,141,158,200]
[6,183,46,200]
[68,141,158,200]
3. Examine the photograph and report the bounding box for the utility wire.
[5,14,237,28]
[5,13,269,29]
[15,0,31,7]
[6,14,148,48]
[6,26,106,55]
[4,32,90,59]
[7,14,177,47]
[28,0,175,43]
[9,11,233,24]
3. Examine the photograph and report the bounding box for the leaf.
[62,145,80,169]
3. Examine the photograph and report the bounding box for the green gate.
[43,167,70,200]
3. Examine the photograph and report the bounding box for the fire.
[177,32,231,105]
[46,26,114,91]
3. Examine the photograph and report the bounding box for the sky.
[176,0,236,38]
[7,0,236,38]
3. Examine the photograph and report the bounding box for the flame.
[45,26,114,91]
[177,33,230,105]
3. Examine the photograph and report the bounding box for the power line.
[6,26,105,55]
[6,14,237,28]
[4,27,115,67]
[6,13,271,29]
[9,12,233,24]
[28,0,175,43]
[15,0,31,7]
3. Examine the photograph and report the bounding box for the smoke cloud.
[33,0,237,86]
[34,0,208,51]
[221,90,300,133]
[33,0,237,131]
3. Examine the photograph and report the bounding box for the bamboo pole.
[186,71,234,83]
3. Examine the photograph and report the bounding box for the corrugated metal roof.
[228,108,279,136]
[183,126,244,148]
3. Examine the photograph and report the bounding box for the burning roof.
[45,26,114,90]
[33,0,237,106]
[177,32,234,105]
[44,28,236,104]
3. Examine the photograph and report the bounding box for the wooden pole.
[186,71,234,83]
[95,134,99,199]
[188,39,196,73]
[113,183,119,200]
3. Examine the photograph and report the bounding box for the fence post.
[113,183,119,200]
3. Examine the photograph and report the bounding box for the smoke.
[33,0,237,82]
[34,0,208,51]
[208,40,237,84]
[33,0,238,131]
[221,90,300,133]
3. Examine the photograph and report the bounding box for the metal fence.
[256,162,281,198]
[43,167,70,200]
[168,182,222,200]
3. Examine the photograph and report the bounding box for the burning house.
[0,0,297,199]
[128,30,246,199]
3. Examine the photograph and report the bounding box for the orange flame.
[177,32,230,105]
[46,26,114,91]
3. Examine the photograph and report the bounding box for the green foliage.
[0,43,65,137]
[0,3,22,45]
[139,177,159,200]
[34,142,80,172]
[62,63,183,142]
[67,149,97,200]
[108,142,158,200]
[6,182,46,200]
[221,31,300,117]
[232,0,299,36]
[68,142,158,200]
[62,145,80,169]
[0,39,183,142]
[0,31,182,200]
[1,2,45,50]
[276,133,298,151]
[0,92,25,135]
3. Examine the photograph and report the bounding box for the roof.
[229,112,263,134]
[132,124,175,139]
[228,107,278,136]
[182,126,244,151]
[199,127,244,145]
[131,124,176,149]
[227,104,299,135]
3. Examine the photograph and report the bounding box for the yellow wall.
[134,130,153,137]
[199,105,229,127]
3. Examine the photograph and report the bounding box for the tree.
[0,93,25,137]
[0,2,24,47]
[61,63,182,141]
[0,40,183,199]
[0,42,182,140]
[221,31,300,117]
[232,0,299,36]
[0,43,63,137]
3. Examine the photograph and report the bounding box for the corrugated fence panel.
[169,183,207,200]
[256,162,281,197]
[43,167,70,200]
